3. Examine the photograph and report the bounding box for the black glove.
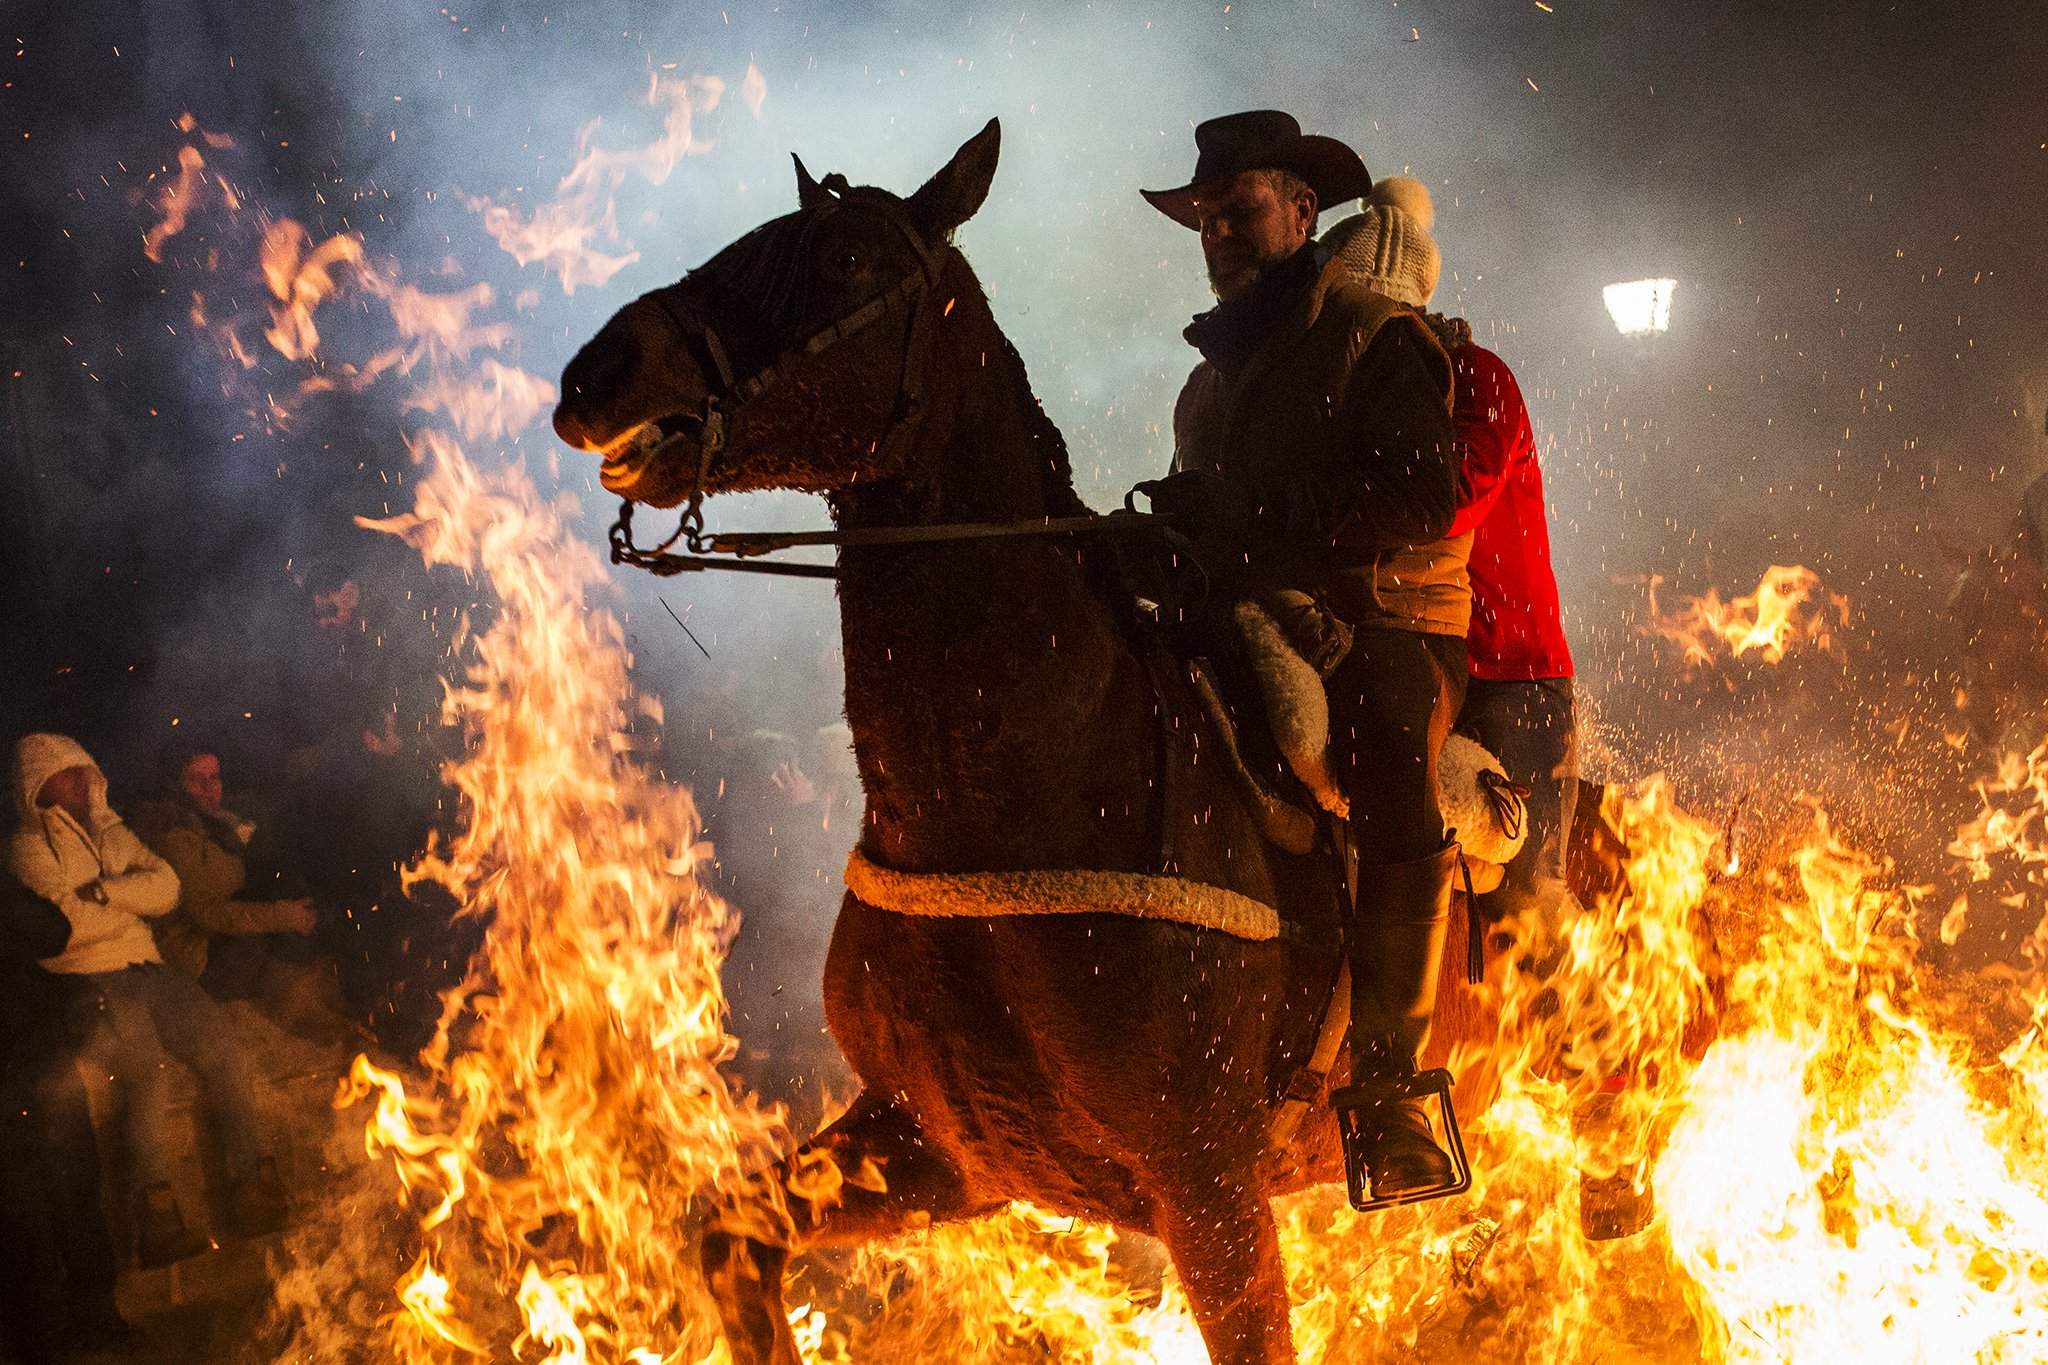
[1133,469,1250,549]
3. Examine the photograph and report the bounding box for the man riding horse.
[555,116,1525,1362]
[1136,111,1474,1205]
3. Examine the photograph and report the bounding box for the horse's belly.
[821,894,1315,1224]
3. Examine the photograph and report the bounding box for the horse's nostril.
[573,332,638,400]
[552,404,595,451]
[554,333,643,451]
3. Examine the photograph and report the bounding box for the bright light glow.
[1604,277,1677,335]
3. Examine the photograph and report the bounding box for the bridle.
[607,177,946,576]
[604,178,1174,581]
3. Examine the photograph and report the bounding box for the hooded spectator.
[7,732,289,1268]
[0,870,134,1357]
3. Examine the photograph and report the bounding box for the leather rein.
[605,179,1167,581]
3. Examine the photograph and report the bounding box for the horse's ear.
[906,118,1000,243]
[794,154,835,211]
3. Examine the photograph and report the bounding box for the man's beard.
[1206,249,1286,302]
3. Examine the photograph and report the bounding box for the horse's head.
[552,120,1001,509]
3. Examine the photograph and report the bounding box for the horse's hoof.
[1579,1168,1655,1241]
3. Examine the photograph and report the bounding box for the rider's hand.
[1137,469,1250,550]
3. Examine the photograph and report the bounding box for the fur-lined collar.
[1183,243,1323,376]
[1425,313,1473,352]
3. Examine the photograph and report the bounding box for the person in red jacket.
[1438,321,1577,922]
[1325,178,1577,924]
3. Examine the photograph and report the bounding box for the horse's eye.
[835,251,862,273]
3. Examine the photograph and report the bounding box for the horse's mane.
[838,183,1089,518]
[989,326,1091,521]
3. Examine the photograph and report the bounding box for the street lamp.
[1603,278,1677,336]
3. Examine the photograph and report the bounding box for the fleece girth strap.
[844,848,1281,942]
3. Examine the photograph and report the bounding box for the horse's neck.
[833,286,1143,873]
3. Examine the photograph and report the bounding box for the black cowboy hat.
[1141,110,1372,231]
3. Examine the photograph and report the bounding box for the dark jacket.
[0,873,77,1073]
[1171,245,1467,634]
[133,794,304,979]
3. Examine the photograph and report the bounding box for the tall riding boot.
[1330,838,1472,1209]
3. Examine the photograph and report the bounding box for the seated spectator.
[6,732,288,1268]
[0,870,135,1357]
[133,742,352,1046]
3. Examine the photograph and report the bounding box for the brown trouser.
[1326,627,1468,866]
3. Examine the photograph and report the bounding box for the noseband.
[609,179,945,572]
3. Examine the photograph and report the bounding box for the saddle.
[1182,591,1527,891]
[1133,591,1528,1150]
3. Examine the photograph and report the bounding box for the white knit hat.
[1322,175,1440,309]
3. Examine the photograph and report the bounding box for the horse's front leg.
[701,1091,989,1365]
[700,1232,799,1365]
[1151,1168,1296,1365]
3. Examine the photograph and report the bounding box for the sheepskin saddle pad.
[845,850,1283,942]
[1231,596,1528,871]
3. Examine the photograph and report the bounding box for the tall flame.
[338,420,790,1358]
[146,105,789,1360]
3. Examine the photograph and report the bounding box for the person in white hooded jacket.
[7,732,287,1267]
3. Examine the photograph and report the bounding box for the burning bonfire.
[137,94,2048,1365]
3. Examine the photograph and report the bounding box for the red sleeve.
[1447,345,1531,539]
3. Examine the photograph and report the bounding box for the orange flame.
[323,415,787,1358]
[394,1249,489,1356]
[1943,737,2048,962]
[1657,802,2048,1360]
[259,219,365,361]
[142,139,240,261]
[1646,564,1850,668]
[470,74,724,294]
[405,357,558,444]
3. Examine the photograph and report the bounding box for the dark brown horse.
[553,120,1491,1365]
